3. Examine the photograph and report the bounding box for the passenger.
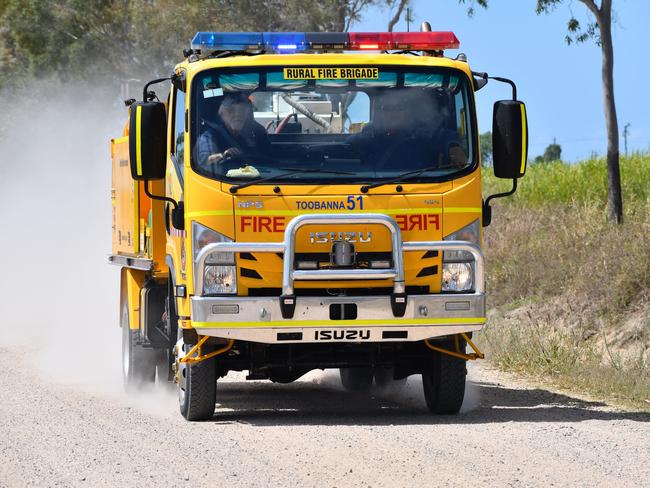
[197,92,271,168]
[347,89,465,171]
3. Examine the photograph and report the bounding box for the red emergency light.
[349,32,393,50]
[391,31,460,51]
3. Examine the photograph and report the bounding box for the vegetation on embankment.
[480,154,650,410]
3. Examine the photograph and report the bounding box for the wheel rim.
[177,340,187,407]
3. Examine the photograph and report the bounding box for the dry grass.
[478,155,650,410]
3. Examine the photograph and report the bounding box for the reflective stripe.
[187,210,232,218]
[133,180,139,253]
[135,106,143,176]
[234,207,440,217]
[520,104,527,174]
[443,207,481,214]
[192,317,486,328]
[186,207,480,219]
[112,136,129,144]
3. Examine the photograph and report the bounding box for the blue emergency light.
[264,32,307,52]
[191,32,264,51]
[190,31,459,53]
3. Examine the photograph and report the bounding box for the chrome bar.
[191,214,485,297]
[282,213,404,296]
[402,241,485,293]
[108,254,154,271]
[292,269,397,281]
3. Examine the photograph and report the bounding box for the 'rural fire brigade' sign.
[283,67,379,80]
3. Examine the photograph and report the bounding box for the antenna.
[406,7,411,32]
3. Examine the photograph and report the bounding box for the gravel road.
[1,347,649,488]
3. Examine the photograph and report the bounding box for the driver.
[346,89,465,170]
[197,92,271,168]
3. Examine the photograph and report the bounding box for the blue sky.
[357,0,650,161]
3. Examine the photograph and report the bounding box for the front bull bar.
[194,213,484,319]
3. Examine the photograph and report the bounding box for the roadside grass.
[479,153,650,410]
[484,152,650,207]
[478,314,650,411]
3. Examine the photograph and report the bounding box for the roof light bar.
[190,31,459,53]
[191,32,263,51]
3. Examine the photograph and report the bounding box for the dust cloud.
[0,82,480,416]
[0,83,126,393]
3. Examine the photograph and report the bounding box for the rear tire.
[340,367,373,392]
[178,342,217,421]
[422,338,467,414]
[121,302,156,391]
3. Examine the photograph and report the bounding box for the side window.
[454,88,472,161]
[173,89,186,171]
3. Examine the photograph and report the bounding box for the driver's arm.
[208,147,241,163]
[197,130,221,166]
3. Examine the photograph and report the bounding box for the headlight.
[442,262,473,292]
[193,222,237,295]
[442,219,479,292]
[203,265,237,295]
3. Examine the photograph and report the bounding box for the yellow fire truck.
[110,27,527,420]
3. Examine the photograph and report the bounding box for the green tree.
[543,139,562,162]
[479,131,492,167]
[0,0,409,89]
[460,0,623,223]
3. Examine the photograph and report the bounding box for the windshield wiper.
[360,165,440,193]
[229,168,355,194]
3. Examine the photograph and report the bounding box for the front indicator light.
[442,263,473,292]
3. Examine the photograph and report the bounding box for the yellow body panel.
[124,268,146,330]
[111,136,139,254]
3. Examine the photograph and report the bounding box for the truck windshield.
[190,66,476,184]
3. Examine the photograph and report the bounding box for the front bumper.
[191,292,485,343]
[192,213,486,344]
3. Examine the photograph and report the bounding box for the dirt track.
[1,347,649,487]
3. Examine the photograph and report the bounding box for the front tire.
[178,342,217,421]
[340,367,373,392]
[121,303,156,391]
[422,338,467,414]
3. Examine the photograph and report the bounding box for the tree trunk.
[598,2,623,223]
[387,0,409,32]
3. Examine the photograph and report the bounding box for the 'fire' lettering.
[240,216,287,233]
[395,214,440,231]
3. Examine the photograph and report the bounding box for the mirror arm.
[144,179,178,210]
[472,72,518,100]
[489,76,517,101]
[143,76,172,102]
[482,178,517,227]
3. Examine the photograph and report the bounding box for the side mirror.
[128,102,167,180]
[492,100,528,179]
